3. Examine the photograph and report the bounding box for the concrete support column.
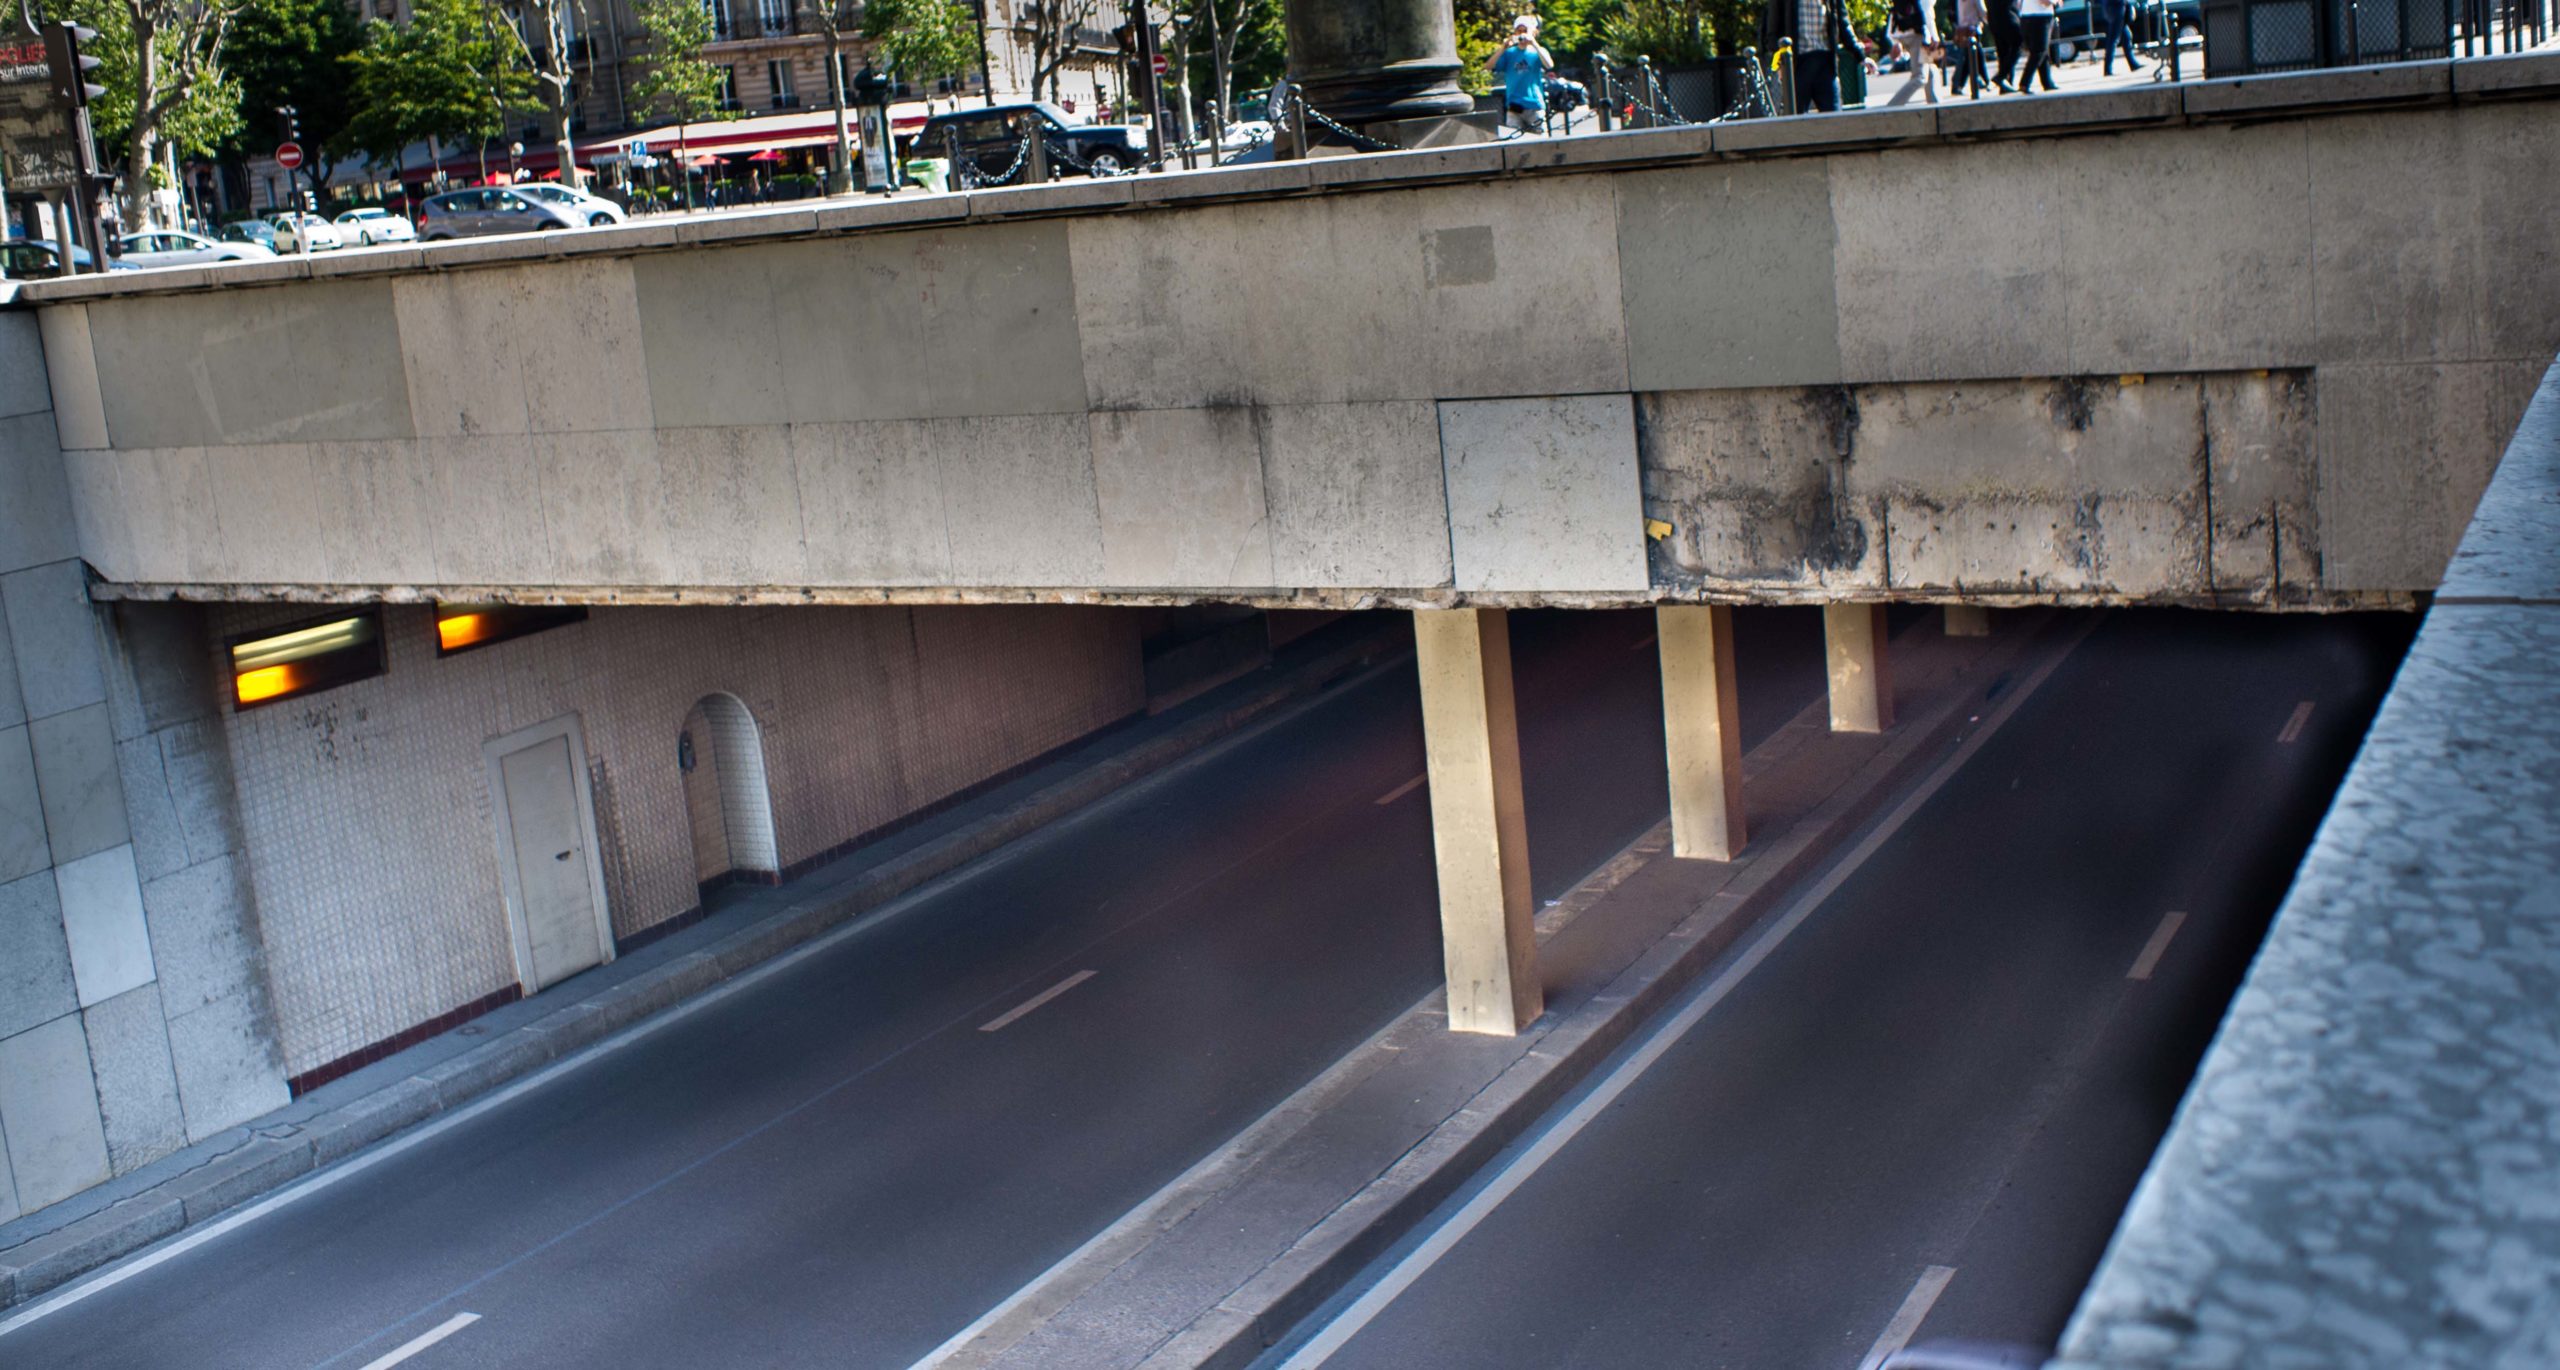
[1824,603,1895,734]
[1657,605,1746,862]
[1943,604,1991,638]
[1412,609,1540,1036]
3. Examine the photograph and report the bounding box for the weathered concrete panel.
[34,305,107,451]
[0,725,46,884]
[1642,386,1883,593]
[1261,401,1451,588]
[0,311,48,421]
[0,412,74,577]
[938,414,1105,587]
[1832,140,2068,385]
[533,430,676,586]
[633,223,1088,431]
[392,257,651,439]
[1089,407,1277,588]
[164,990,287,1142]
[2308,111,2473,365]
[1440,394,1648,593]
[1618,159,1840,391]
[141,854,262,1021]
[84,280,414,448]
[791,420,955,585]
[312,440,440,587]
[2,560,106,720]
[656,425,810,586]
[2059,121,2317,375]
[2205,370,2322,597]
[0,1013,109,1210]
[0,869,75,1040]
[2318,360,2543,592]
[102,449,228,585]
[420,434,552,584]
[1072,179,1627,411]
[55,844,154,1008]
[2465,106,2560,363]
[82,982,185,1172]
[205,444,331,584]
[29,703,128,865]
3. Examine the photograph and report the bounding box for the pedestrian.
[1950,0,1989,96]
[1488,16,1555,135]
[1884,0,1939,104]
[2100,0,2144,73]
[1984,0,2022,90]
[2016,0,2062,90]
[1783,0,1844,112]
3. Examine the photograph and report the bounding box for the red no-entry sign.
[1151,54,1168,75]
[275,142,304,170]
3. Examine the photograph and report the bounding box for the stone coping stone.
[2182,57,2452,116]
[1712,104,1937,152]
[2455,46,2560,98]
[0,622,1408,1312]
[1936,83,2184,137]
[930,610,2068,1370]
[1501,123,1714,172]
[965,176,1138,220]
[2055,354,2560,1367]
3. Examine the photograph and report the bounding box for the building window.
[718,64,740,110]
[435,604,589,657]
[768,59,798,108]
[758,0,790,34]
[704,0,733,40]
[229,613,386,710]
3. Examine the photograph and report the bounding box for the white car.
[271,213,344,252]
[333,207,417,245]
[511,182,627,227]
[114,229,276,269]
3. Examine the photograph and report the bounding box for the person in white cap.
[1488,15,1555,133]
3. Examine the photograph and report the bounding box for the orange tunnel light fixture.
[233,664,301,706]
[437,611,492,653]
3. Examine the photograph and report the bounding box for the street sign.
[0,27,81,193]
[275,141,304,170]
[1151,54,1168,74]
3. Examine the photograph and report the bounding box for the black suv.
[911,102,1147,182]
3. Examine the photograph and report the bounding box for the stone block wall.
[0,314,287,1225]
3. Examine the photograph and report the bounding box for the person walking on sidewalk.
[1949,0,1990,96]
[1884,0,1939,104]
[1489,16,1555,134]
[2099,0,2145,73]
[1985,0,2022,89]
[2016,0,2062,91]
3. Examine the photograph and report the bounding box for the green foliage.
[225,0,365,163]
[633,0,728,126]
[1454,0,1600,96]
[55,0,244,161]
[1593,0,1760,60]
[862,0,976,88]
[342,0,531,168]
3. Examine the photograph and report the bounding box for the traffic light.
[278,104,301,144]
[43,22,104,109]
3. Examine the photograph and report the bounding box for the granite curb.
[0,625,1408,1314]
[937,611,2065,1370]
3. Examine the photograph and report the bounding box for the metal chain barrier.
[956,131,1037,190]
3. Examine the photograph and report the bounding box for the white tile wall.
[217,603,1142,1076]
[700,692,776,874]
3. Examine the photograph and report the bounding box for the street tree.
[631,0,725,206]
[486,0,588,187]
[341,0,529,184]
[225,0,364,198]
[53,0,248,226]
[1020,0,1100,103]
[1173,0,1278,139]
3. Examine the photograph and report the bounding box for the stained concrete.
[1439,394,1648,594]
[0,1015,109,1211]
[0,562,106,720]
[0,872,75,1041]
[81,984,185,1172]
[1088,408,1278,589]
[27,704,127,866]
[83,280,414,448]
[1615,159,1841,392]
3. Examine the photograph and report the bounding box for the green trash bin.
[904,158,950,193]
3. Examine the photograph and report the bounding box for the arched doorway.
[679,692,778,899]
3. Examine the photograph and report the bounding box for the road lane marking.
[2127,910,2188,982]
[1630,632,1657,651]
[357,1313,480,1370]
[1373,774,1427,806]
[1266,620,2091,1370]
[2276,700,2315,744]
[1857,1266,1957,1370]
[980,971,1098,1032]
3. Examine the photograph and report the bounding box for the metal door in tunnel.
[487,716,616,992]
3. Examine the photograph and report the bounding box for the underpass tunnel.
[682,691,781,901]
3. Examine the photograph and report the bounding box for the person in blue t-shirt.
[1487,16,1555,134]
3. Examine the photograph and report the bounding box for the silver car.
[416,187,583,240]
[512,183,627,227]
[116,229,276,268]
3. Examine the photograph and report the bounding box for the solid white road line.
[2276,700,2315,744]
[979,971,1098,1033]
[356,1312,480,1370]
[1272,622,2088,1369]
[1857,1266,1957,1370]
[1373,774,1427,807]
[2127,910,2188,982]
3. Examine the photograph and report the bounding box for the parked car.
[271,213,344,252]
[116,229,277,268]
[219,219,279,250]
[333,207,417,245]
[509,182,627,226]
[0,239,135,275]
[414,187,585,239]
[912,102,1148,181]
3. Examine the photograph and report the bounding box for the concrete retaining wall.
[17,57,2559,610]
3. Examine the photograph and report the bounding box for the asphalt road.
[0,607,1833,1370]
[1268,609,2413,1370]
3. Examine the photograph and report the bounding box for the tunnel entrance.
[680,692,779,901]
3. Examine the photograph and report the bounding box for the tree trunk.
[124,21,159,229]
[826,29,851,192]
